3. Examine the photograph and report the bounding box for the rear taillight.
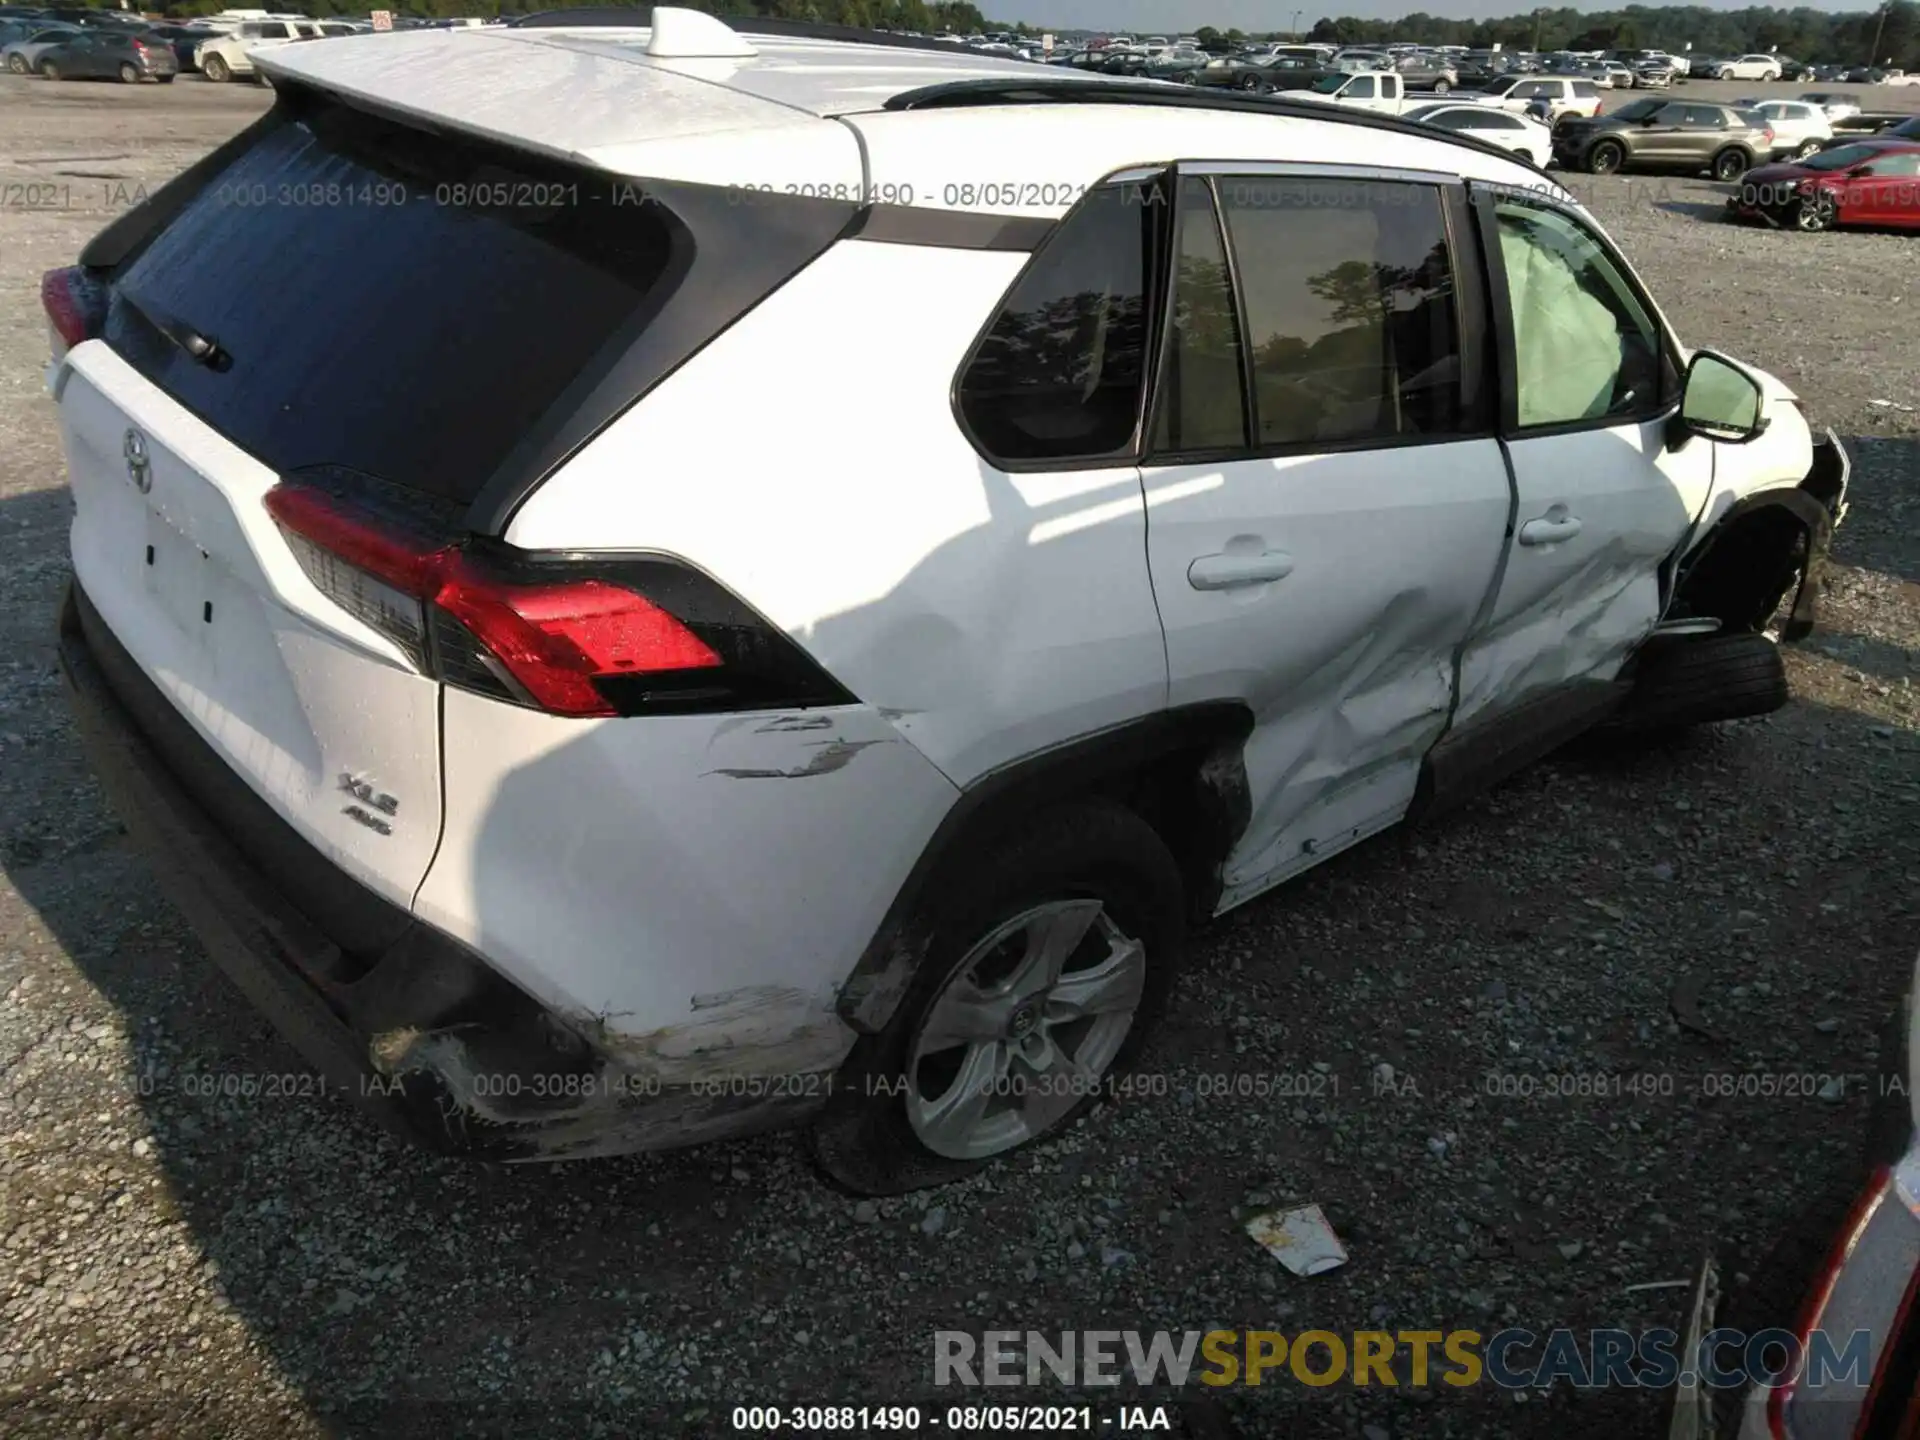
[41,266,110,353]
[264,478,848,719]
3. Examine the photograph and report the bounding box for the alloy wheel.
[905,899,1145,1160]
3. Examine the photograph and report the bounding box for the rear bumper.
[58,578,821,1161]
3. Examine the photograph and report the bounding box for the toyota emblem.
[123,428,152,494]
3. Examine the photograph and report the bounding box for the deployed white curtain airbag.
[1497,216,1625,426]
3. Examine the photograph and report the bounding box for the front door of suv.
[1451,185,1714,730]
[1139,167,1512,909]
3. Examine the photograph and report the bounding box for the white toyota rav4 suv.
[45,10,1849,1194]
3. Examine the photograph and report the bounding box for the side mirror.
[1671,351,1769,448]
[1847,163,1874,176]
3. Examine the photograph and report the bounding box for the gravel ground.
[1,72,1917,1440]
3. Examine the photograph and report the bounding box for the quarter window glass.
[1150,178,1247,454]
[1218,178,1468,446]
[1492,201,1664,428]
[1871,153,1920,176]
[959,184,1153,464]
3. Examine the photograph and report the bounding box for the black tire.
[1712,146,1750,182]
[1616,633,1789,734]
[1588,139,1626,175]
[38,59,58,80]
[256,70,273,89]
[1239,73,1261,90]
[118,61,139,83]
[1795,139,1822,159]
[201,52,228,82]
[6,52,27,73]
[1432,77,1450,94]
[810,800,1185,1196]
[155,74,174,84]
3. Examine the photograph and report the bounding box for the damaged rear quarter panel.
[410,688,959,1085]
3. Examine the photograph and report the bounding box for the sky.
[1007,0,1881,34]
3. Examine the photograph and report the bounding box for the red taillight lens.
[263,480,821,720]
[433,571,719,717]
[41,265,109,351]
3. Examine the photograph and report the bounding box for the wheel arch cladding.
[1674,486,1834,641]
[835,702,1254,1035]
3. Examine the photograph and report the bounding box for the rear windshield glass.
[103,98,686,505]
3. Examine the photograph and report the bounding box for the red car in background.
[1729,138,1920,232]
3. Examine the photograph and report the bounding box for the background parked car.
[1189,53,1305,91]
[1,20,76,73]
[1601,60,1637,88]
[1405,98,1554,165]
[1714,53,1786,81]
[1634,60,1676,87]
[1469,74,1605,123]
[1393,54,1459,92]
[1740,98,1835,158]
[33,26,176,82]
[194,17,310,83]
[1731,139,1920,231]
[144,21,220,72]
[1799,90,1864,121]
[1553,98,1774,179]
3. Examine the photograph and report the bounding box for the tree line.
[1294,3,1916,68]
[69,0,1920,67]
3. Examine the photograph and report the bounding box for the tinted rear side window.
[1215,177,1471,448]
[957,183,1156,465]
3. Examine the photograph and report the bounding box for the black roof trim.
[882,77,1537,170]
[508,7,987,53]
[848,204,1053,251]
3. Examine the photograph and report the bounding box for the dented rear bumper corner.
[57,578,823,1162]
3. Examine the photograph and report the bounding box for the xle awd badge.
[122,428,152,494]
[339,773,399,836]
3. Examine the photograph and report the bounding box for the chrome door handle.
[1187,550,1296,591]
[1518,515,1583,546]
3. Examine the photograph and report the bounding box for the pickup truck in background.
[1274,68,1418,113]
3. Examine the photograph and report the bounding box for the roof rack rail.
[882,77,1538,171]
[508,7,990,55]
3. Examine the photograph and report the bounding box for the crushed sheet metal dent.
[705,736,893,779]
[1455,541,1659,722]
[365,1028,827,1160]
[572,983,853,1079]
[369,989,851,1092]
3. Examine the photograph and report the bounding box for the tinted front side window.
[1217,178,1468,447]
[959,184,1153,465]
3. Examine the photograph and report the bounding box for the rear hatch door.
[56,90,709,944]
